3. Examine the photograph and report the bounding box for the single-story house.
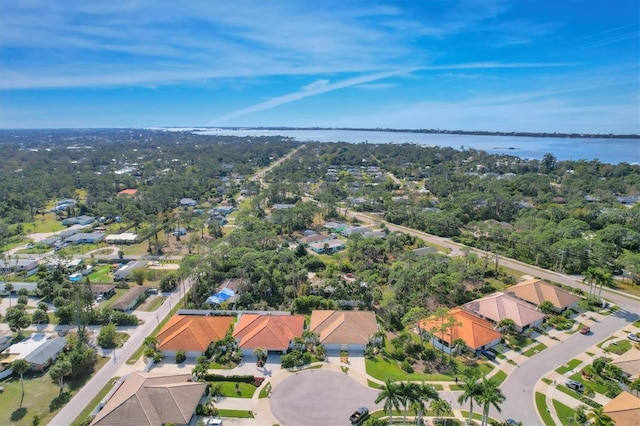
[90,372,207,426]
[179,198,197,207]
[0,331,11,353]
[25,337,67,371]
[113,261,148,281]
[299,233,334,246]
[41,236,62,247]
[611,348,640,380]
[105,233,138,244]
[233,313,305,355]
[0,333,52,368]
[323,221,348,233]
[64,232,105,245]
[210,215,227,226]
[90,284,116,299]
[0,259,39,274]
[463,292,546,333]
[362,230,386,239]
[157,315,235,358]
[0,282,38,294]
[343,226,371,237]
[309,310,379,351]
[412,247,439,256]
[211,206,235,216]
[55,199,76,211]
[308,239,345,254]
[62,215,96,226]
[111,286,150,311]
[602,391,640,426]
[506,278,581,312]
[418,308,503,356]
[117,189,138,197]
[272,203,296,210]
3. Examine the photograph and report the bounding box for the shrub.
[17,295,28,305]
[252,377,265,387]
[204,374,255,383]
[401,360,414,373]
[176,350,186,364]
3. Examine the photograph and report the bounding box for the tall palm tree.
[375,378,401,425]
[596,270,613,302]
[398,382,416,426]
[414,382,440,425]
[430,398,452,422]
[587,406,614,426]
[477,377,505,426]
[11,358,30,407]
[583,266,598,300]
[457,369,483,426]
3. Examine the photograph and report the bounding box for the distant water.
[194,129,640,165]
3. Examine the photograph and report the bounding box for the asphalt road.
[48,278,194,426]
[500,306,638,424]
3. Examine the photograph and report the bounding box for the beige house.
[463,292,545,332]
[602,391,640,425]
[505,278,580,312]
[611,347,640,380]
[91,372,206,426]
[309,310,379,351]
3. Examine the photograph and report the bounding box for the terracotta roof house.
[309,310,378,351]
[602,391,640,426]
[157,315,235,358]
[505,278,580,312]
[117,189,138,197]
[233,314,305,355]
[611,348,640,379]
[418,308,503,356]
[463,292,545,332]
[91,372,206,426]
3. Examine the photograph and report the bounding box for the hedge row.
[204,374,255,383]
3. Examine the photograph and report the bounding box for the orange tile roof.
[233,314,305,351]
[506,278,580,310]
[157,315,235,352]
[418,308,503,350]
[310,310,378,345]
[603,391,640,426]
[117,189,138,196]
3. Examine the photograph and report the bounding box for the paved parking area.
[269,369,383,426]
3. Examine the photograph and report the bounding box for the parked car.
[350,407,369,425]
[628,333,640,342]
[579,326,591,335]
[481,350,496,361]
[565,380,584,393]
[205,418,223,426]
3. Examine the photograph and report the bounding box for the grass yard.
[258,382,271,398]
[491,370,508,386]
[523,343,548,357]
[214,382,258,398]
[555,359,582,375]
[0,357,108,426]
[216,409,254,418]
[569,373,609,396]
[604,339,631,355]
[122,241,152,256]
[28,213,65,234]
[535,392,555,426]
[597,336,615,349]
[100,288,129,309]
[365,356,492,382]
[88,265,113,283]
[553,400,575,425]
[138,296,165,312]
[556,384,583,400]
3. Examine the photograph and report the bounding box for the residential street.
[48,278,193,426]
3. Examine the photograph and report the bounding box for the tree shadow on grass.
[10,407,28,421]
[50,391,71,412]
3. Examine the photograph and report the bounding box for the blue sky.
[1,1,639,133]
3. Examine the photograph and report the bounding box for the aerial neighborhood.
[0,129,639,426]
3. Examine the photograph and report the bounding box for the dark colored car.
[481,350,496,361]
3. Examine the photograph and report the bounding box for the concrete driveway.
[269,369,383,426]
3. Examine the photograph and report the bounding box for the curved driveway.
[270,370,383,426]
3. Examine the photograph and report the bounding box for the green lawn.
[215,382,258,398]
[139,296,165,312]
[555,359,582,375]
[522,343,548,357]
[100,288,129,309]
[535,392,555,426]
[604,339,631,355]
[365,356,492,382]
[597,336,615,349]
[258,382,271,398]
[89,265,114,283]
[556,385,583,400]
[569,373,609,396]
[30,214,66,234]
[0,357,108,426]
[491,370,508,386]
[216,409,254,418]
[553,400,576,425]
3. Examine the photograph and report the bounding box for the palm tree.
[375,378,401,425]
[477,377,505,426]
[596,270,613,302]
[11,358,30,407]
[583,266,598,300]
[430,398,452,422]
[397,382,416,426]
[5,282,14,307]
[587,406,614,426]
[452,338,467,357]
[253,347,267,367]
[49,359,72,395]
[457,369,482,426]
[413,382,440,425]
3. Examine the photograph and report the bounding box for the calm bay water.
[195,129,640,165]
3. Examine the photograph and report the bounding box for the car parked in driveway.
[565,380,584,393]
[628,332,640,342]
